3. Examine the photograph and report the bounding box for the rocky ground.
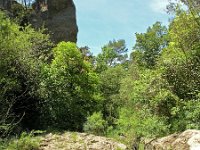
[144,129,200,150]
[39,132,127,150]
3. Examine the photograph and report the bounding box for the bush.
[0,10,52,135]
[6,132,41,150]
[84,112,107,135]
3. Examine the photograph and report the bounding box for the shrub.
[6,132,41,150]
[84,112,107,135]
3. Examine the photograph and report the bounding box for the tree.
[100,66,125,126]
[167,0,200,26]
[0,11,52,136]
[133,22,168,68]
[80,46,95,65]
[161,10,200,100]
[96,39,128,72]
[39,42,101,130]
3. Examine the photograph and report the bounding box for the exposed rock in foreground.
[39,132,127,150]
[145,129,200,150]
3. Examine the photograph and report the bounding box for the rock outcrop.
[39,132,127,150]
[31,0,78,43]
[1,0,78,43]
[145,130,200,150]
[48,0,78,43]
[0,1,3,9]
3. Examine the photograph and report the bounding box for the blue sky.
[73,0,171,55]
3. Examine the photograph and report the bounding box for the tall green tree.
[40,42,101,130]
[100,66,125,126]
[161,10,200,99]
[96,39,128,72]
[133,22,168,68]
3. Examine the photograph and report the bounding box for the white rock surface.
[145,129,200,150]
[40,132,127,150]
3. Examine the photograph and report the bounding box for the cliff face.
[0,1,3,8]
[45,0,78,43]
[1,0,78,43]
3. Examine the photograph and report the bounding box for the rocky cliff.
[32,0,78,43]
[48,0,78,43]
[1,0,78,43]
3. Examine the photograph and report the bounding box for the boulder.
[145,130,200,150]
[40,132,127,150]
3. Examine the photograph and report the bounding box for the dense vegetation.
[0,0,200,149]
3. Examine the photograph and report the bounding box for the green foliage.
[158,11,200,132]
[117,108,168,138]
[117,66,170,137]
[95,41,128,129]
[169,12,200,57]
[96,39,128,72]
[133,22,168,68]
[183,96,200,129]
[6,132,40,150]
[84,112,107,135]
[0,11,52,136]
[180,0,200,26]
[104,12,200,146]
[106,107,168,148]
[164,60,200,100]
[1,2,200,149]
[39,42,101,130]
[100,66,126,126]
